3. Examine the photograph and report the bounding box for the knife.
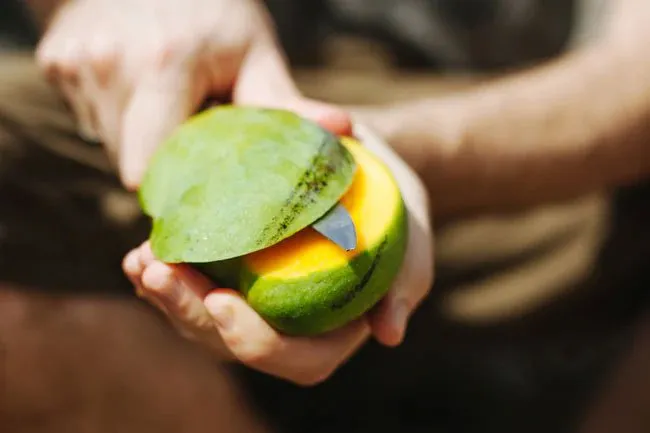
[311,203,357,251]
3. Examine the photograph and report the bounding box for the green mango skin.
[138,105,356,264]
[199,202,407,336]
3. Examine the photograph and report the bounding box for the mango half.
[139,106,357,263]
[200,137,408,336]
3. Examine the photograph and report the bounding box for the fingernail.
[204,295,233,330]
[391,300,410,341]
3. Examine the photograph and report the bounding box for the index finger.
[119,65,205,190]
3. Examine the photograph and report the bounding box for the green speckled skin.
[138,106,356,263]
[200,202,408,336]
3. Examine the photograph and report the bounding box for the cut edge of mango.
[244,136,403,279]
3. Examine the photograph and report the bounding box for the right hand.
[36,0,350,189]
[122,122,434,386]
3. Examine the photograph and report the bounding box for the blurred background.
[4,1,650,433]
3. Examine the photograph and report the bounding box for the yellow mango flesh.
[245,137,401,277]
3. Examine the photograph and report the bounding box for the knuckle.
[145,36,195,70]
[191,313,216,333]
[225,329,280,366]
[176,325,201,342]
[233,336,277,365]
[89,40,117,69]
[121,252,139,275]
[56,62,80,82]
[221,331,245,355]
[174,295,212,330]
[35,46,72,82]
[54,50,85,82]
[147,44,175,70]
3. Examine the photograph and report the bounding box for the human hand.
[122,120,434,386]
[35,0,347,189]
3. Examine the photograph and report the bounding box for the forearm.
[432,42,650,215]
[356,4,650,217]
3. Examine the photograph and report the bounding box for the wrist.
[349,98,465,174]
[348,98,470,214]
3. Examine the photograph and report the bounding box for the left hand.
[35,0,349,189]
[123,120,434,385]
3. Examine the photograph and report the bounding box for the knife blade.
[311,203,357,251]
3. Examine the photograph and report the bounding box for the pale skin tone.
[30,0,650,388]
[353,0,650,217]
[33,0,434,386]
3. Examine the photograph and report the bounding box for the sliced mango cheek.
[245,137,401,279]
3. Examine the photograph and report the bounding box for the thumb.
[234,36,352,137]
[119,68,204,190]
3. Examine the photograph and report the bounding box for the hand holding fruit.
[123,112,434,386]
[35,0,348,189]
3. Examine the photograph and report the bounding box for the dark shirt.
[0,0,576,70]
[0,0,38,49]
[267,0,576,70]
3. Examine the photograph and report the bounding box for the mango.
[201,137,408,335]
[139,105,356,263]
[139,106,407,335]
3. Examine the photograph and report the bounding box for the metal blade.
[311,203,357,251]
